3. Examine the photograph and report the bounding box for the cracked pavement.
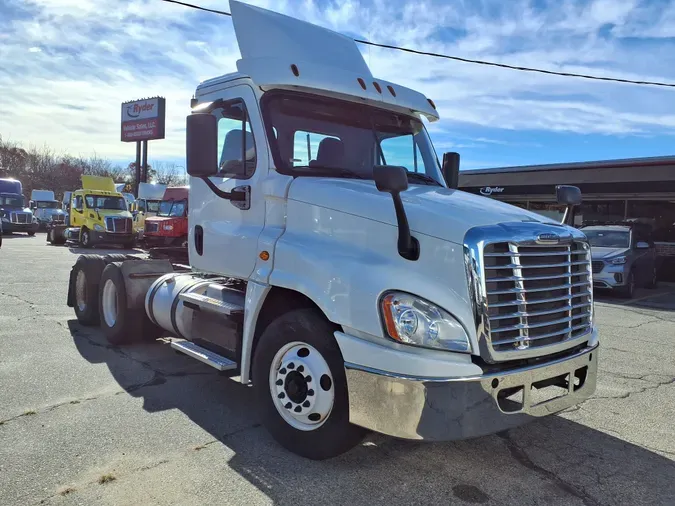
[1,234,674,505]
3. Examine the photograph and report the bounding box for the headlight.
[610,256,627,265]
[380,292,471,352]
[163,224,174,231]
[94,224,105,231]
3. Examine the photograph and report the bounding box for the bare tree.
[153,162,188,186]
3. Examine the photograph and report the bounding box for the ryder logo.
[125,102,155,118]
[479,186,504,196]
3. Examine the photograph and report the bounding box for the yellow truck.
[47,176,135,248]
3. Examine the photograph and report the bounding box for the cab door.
[70,195,84,227]
[189,84,267,279]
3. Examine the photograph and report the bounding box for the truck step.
[170,340,238,371]
[179,292,244,316]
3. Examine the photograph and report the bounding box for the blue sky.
[2,0,675,172]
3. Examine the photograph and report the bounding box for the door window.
[217,100,256,179]
[74,196,83,211]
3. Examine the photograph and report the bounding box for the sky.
[2,0,675,172]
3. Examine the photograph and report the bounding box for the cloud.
[1,0,675,167]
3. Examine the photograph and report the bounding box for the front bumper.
[2,221,39,233]
[92,231,134,244]
[345,344,598,441]
[592,265,627,289]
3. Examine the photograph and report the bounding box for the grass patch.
[23,410,37,416]
[98,474,116,485]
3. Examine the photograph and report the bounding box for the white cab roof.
[196,1,439,122]
[138,182,167,200]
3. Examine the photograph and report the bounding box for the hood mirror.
[441,152,460,189]
[373,165,419,261]
[556,185,582,226]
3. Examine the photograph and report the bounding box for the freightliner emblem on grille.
[536,232,560,245]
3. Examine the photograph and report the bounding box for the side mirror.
[441,152,460,189]
[374,165,408,193]
[556,185,582,206]
[373,165,418,261]
[636,241,650,249]
[186,113,218,177]
[556,185,582,226]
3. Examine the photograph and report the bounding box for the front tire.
[252,309,365,460]
[27,231,35,237]
[618,270,635,299]
[80,228,93,248]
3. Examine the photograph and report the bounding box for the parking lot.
[1,233,674,506]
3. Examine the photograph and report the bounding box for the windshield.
[583,229,630,248]
[147,200,161,213]
[263,92,443,185]
[85,195,127,210]
[0,195,23,207]
[158,200,187,217]
[36,201,59,209]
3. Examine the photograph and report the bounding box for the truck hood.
[95,209,132,218]
[590,247,630,259]
[146,215,182,223]
[287,179,556,244]
[0,206,32,214]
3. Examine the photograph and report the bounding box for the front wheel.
[80,228,93,248]
[252,309,365,460]
[618,270,635,299]
[27,231,35,237]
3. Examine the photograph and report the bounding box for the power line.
[158,0,675,89]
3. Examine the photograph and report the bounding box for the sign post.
[121,97,166,197]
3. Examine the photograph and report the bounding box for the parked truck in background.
[142,186,188,249]
[30,190,67,230]
[65,1,598,460]
[132,182,166,238]
[0,178,38,236]
[47,176,135,248]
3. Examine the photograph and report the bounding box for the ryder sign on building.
[120,97,166,142]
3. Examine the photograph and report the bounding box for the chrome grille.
[465,223,594,362]
[145,222,159,233]
[10,213,29,224]
[591,261,604,274]
[105,216,131,233]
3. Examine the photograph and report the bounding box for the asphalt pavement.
[1,233,674,506]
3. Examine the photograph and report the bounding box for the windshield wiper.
[406,172,442,186]
[293,165,367,180]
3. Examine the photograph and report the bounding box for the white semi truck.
[66,1,598,460]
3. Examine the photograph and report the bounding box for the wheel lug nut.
[307,389,314,396]
[297,365,304,373]
[294,406,302,413]
[278,393,285,399]
[288,362,295,369]
[279,368,287,375]
[302,401,310,408]
[305,375,312,382]
[284,402,292,409]
[276,379,283,386]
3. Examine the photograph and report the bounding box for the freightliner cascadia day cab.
[30,189,66,229]
[47,176,135,248]
[66,1,598,460]
[143,186,189,248]
[0,178,38,236]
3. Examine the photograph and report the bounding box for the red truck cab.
[143,186,189,248]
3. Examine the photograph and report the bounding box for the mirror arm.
[391,191,419,261]
[200,176,246,201]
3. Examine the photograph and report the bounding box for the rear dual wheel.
[98,263,163,345]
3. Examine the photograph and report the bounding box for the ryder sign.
[121,97,166,142]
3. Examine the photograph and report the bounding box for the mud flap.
[66,265,77,308]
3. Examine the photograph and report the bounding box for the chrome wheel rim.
[101,279,118,327]
[269,342,334,431]
[82,231,89,246]
[75,270,87,312]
